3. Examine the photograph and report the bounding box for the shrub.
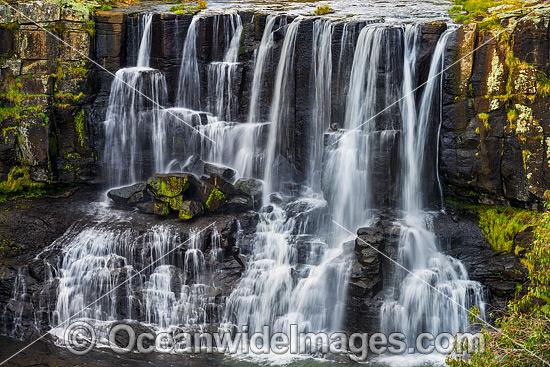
[314,5,332,15]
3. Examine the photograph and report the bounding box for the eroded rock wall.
[0,2,97,185]
[441,7,550,209]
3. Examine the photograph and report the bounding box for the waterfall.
[308,19,332,190]
[323,26,385,232]
[379,28,486,346]
[247,15,277,124]
[6,5,491,363]
[263,18,302,198]
[207,14,243,121]
[52,217,224,332]
[177,17,201,110]
[136,13,153,68]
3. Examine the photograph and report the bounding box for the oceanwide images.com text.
[64,321,485,360]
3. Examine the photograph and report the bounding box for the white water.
[247,15,277,124]
[308,19,332,190]
[379,28,485,346]
[136,14,153,68]
[263,17,302,198]
[177,17,201,110]
[207,14,243,121]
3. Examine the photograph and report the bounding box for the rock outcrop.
[441,6,550,209]
[108,168,262,221]
[0,2,97,186]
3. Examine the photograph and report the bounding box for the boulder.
[107,182,148,206]
[197,181,227,212]
[136,201,155,215]
[182,154,206,176]
[147,173,193,199]
[235,178,263,199]
[153,201,171,217]
[178,200,203,221]
[209,173,236,195]
[225,195,252,213]
[204,163,236,181]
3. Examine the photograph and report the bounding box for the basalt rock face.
[345,214,401,334]
[345,210,529,333]
[0,2,98,185]
[433,210,528,312]
[441,7,550,209]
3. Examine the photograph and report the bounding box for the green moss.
[154,201,171,216]
[99,5,112,10]
[148,175,190,198]
[3,22,19,32]
[0,166,45,195]
[68,66,90,79]
[536,72,550,97]
[205,188,226,211]
[179,209,192,221]
[478,206,540,253]
[74,109,85,147]
[167,195,184,210]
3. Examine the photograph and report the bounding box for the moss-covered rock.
[147,173,193,199]
[178,200,203,221]
[153,201,171,217]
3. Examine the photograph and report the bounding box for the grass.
[171,1,207,13]
[449,0,526,25]
[536,72,550,97]
[478,206,540,253]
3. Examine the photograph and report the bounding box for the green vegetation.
[53,0,101,18]
[536,72,550,97]
[100,4,112,10]
[447,204,550,367]
[170,1,207,14]
[74,110,85,147]
[0,166,45,195]
[205,188,226,211]
[477,206,540,253]
[314,5,332,15]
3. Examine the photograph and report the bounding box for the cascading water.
[247,15,277,124]
[103,13,167,187]
[308,19,332,190]
[207,14,243,121]
[263,17,302,197]
[177,16,201,110]
[379,27,485,348]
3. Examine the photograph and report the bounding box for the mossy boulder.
[197,180,227,212]
[153,201,171,217]
[209,173,236,195]
[147,173,193,199]
[178,200,203,221]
